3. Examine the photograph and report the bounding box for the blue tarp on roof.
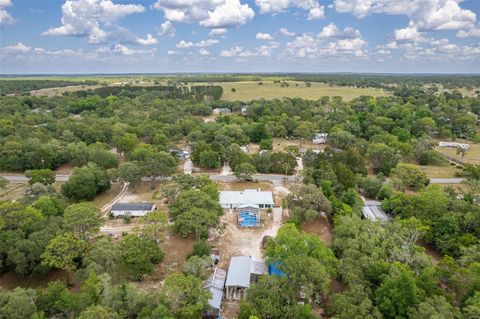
[268,262,287,277]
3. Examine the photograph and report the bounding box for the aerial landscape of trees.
[0,75,479,318]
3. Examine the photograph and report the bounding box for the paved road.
[0,173,463,184]
[429,178,465,184]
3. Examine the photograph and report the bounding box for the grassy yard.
[415,164,462,178]
[271,138,325,152]
[214,81,390,102]
[435,142,480,164]
[0,182,28,201]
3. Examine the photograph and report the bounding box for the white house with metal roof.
[219,189,274,209]
[225,256,266,300]
[110,203,156,217]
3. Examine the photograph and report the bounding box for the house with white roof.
[110,203,156,218]
[219,189,274,209]
[224,256,266,300]
[438,141,469,150]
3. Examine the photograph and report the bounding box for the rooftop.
[205,268,226,310]
[111,203,155,211]
[220,189,274,206]
[362,205,390,222]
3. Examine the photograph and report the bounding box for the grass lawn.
[271,138,325,152]
[0,182,28,201]
[435,142,480,164]
[213,81,390,102]
[415,164,462,178]
[92,182,123,209]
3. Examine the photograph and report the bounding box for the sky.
[0,0,479,74]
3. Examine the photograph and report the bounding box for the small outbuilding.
[212,108,232,115]
[110,203,156,218]
[225,256,266,300]
[312,133,328,144]
[203,268,226,318]
[219,189,274,209]
[361,199,390,222]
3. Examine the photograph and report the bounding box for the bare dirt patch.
[0,269,66,290]
[137,233,195,290]
[300,214,334,246]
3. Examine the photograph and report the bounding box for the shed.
[110,203,156,217]
[212,108,232,115]
[361,205,390,222]
[313,133,328,144]
[203,268,226,317]
[225,256,266,300]
[219,189,274,209]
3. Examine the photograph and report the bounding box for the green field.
[215,80,390,101]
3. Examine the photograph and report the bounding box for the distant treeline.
[286,73,480,90]
[75,84,224,100]
[0,79,98,95]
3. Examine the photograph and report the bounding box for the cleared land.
[216,81,390,101]
[415,164,462,178]
[436,142,480,164]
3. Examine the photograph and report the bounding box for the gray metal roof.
[205,268,226,310]
[111,203,155,211]
[225,256,253,288]
[220,189,274,206]
[362,206,390,221]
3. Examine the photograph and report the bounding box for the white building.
[110,203,156,217]
[313,133,328,144]
[219,189,274,209]
[438,141,469,150]
[212,108,232,115]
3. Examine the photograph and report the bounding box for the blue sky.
[0,0,479,74]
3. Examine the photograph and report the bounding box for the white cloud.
[318,23,361,39]
[0,0,14,26]
[334,0,477,32]
[221,42,279,58]
[2,42,32,53]
[279,28,295,36]
[209,28,228,36]
[96,44,156,56]
[200,0,254,28]
[255,0,324,20]
[256,32,273,40]
[136,34,158,45]
[283,31,367,59]
[157,21,176,37]
[199,48,210,55]
[176,40,194,48]
[43,0,145,44]
[457,27,480,38]
[307,6,324,19]
[153,0,254,28]
[393,26,425,42]
[176,39,219,48]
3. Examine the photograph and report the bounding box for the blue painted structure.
[268,262,287,277]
